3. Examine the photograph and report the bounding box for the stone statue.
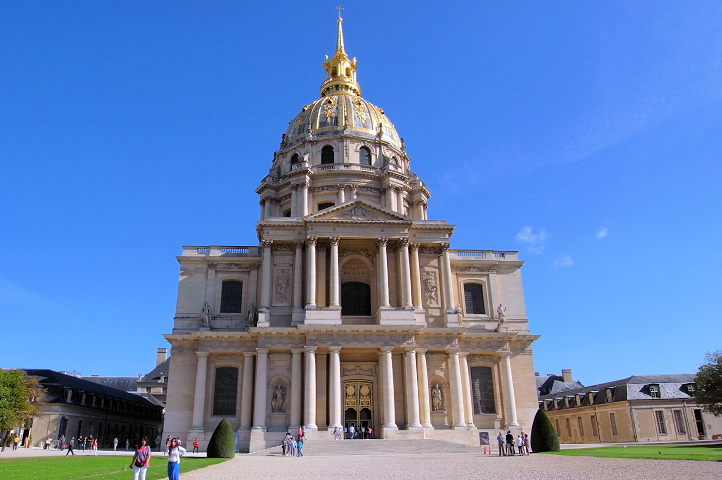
[271,384,286,412]
[495,303,507,332]
[201,302,212,326]
[247,303,257,326]
[431,384,443,411]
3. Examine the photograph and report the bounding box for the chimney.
[156,348,168,366]
[534,372,540,377]
[561,369,573,383]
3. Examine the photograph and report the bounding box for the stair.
[248,438,484,456]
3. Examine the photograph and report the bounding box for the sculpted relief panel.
[423,270,439,306]
[273,268,291,306]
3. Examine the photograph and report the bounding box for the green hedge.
[206,418,236,458]
[530,408,560,452]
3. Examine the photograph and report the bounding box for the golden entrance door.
[343,380,373,438]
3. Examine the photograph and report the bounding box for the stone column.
[409,243,422,308]
[399,239,413,308]
[305,237,317,308]
[290,184,298,217]
[260,240,273,309]
[240,352,255,429]
[329,237,340,308]
[422,201,428,220]
[264,198,274,218]
[385,187,395,211]
[377,238,390,307]
[259,199,265,220]
[337,184,345,204]
[301,181,309,217]
[440,243,454,312]
[304,346,318,430]
[350,183,358,200]
[380,347,397,429]
[446,349,466,428]
[293,241,304,314]
[290,349,303,430]
[328,346,342,429]
[500,352,519,427]
[252,348,268,431]
[416,348,432,428]
[460,353,474,426]
[191,351,209,429]
[396,187,404,214]
[404,347,422,429]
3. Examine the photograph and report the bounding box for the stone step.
[249,438,486,456]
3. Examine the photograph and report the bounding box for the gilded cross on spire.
[336,4,344,19]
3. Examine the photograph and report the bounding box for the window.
[591,415,598,436]
[220,280,243,313]
[693,409,706,437]
[555,419,561,436]
[359,146,371,165]
[283,210,291,217]
[577,417,584,437]
[470,366,496,414]
[673,410,686,434]
[649,384,661,398]
[213,367,238,416]
[609,413,618,436]
[321,145,335,164]
[654,410,667,434]
[463,283,485,314]
[341,282,371,316]
[290,153,300,164]
[318,202,335,211]
[565,417,572,438]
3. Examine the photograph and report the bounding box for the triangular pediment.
[307,200,409,222]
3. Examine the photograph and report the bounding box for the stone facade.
[163,16,539,452]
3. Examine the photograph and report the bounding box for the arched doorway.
[341,281,371,316]
[343,380,373,438]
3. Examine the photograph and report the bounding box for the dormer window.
[649,384,661,398]
[605,388,614,402]
[683,383,695,395]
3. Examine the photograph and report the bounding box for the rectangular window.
[610,413,618,436]
[463,283,485,314]
[220,281,243,313]
[673,410,686,434]
[555,419,561,436]
[655,410,667,435]
[577,416,584,437]
[212,367,239,416]
[694,409,705,437]
[470,366,496,414]
[649,384,661,398]
[565,417,572,438]
[591,415,598,436]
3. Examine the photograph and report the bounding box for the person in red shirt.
[192,438,199,453]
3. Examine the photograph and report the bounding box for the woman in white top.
[167,438,187,480]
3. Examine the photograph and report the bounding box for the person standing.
[66,437,76,456]
[192,438,199,453]
[349,424,355,439]
[516,434,524,455]
[131,436,151,480]
[126,439,130,451]
[167,438,187,480]
[113,437,118,451]
[297,437,303,457]
[505,431,515,456]
[165,435,171,455]
[496,432,505,456]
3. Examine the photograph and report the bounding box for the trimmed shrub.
[206,418,236,458]
[530,408,560,452]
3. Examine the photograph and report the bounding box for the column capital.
[409,242,420,251]
[444,348,460,355]
[196,350,210,358]
[328,345,342,354]
[377,237,388,247]
[337,184,346,191]
[242,351,255,358]
[291,348,304,354]
[379,346,394,354]
[294,240,305,249]
[329,236,340,245]
[459,351,469,358]
[304,345,317,353]
[306,236,317,245]
[440,242,451,251]
[349,183,358,192]
[415,347,428,355]
[262,240,273,248]
[256,347,269,355]
[399,237,409,247]
[290,183,299,191]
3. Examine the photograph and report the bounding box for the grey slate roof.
[536,374,584,397]
[82,376,139,392]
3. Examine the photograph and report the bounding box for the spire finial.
[335,5,345,54]
[320,9,360,97]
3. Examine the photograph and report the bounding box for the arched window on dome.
[359,146,371,166]
[318,202,335,211]
[290,153,300,165]
[321,145,335,164]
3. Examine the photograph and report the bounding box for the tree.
[530,408,560,452]
[0,369,43,451]
[694,350,722,416]
[206,418,235,458]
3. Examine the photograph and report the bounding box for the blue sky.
[2,1,720,387]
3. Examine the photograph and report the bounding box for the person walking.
[12,434,20,450]
[297,437,303,457]
[130,436,151,480]
[66,437,76,456]
[192,438,199,453]
[167,438,187,480]
[349,424,355,439]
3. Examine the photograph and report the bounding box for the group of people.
[132,436,187,480]
[496,431,530,456]
[344,424,372,439]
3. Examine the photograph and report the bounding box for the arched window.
[321,145,335,164]
[290,153,300,164]
[359,146,371,165]
[220,280,243,313]
[283,209,291,217]
[463,283,485,314]
[318,202,335,211]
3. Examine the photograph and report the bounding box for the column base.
[304,307,341,325]
[291,309,305,326]
[408,423,424,430]
[303,424,318,431]
[414,307,427,325]
[376,306,416,325]
[256,309,271,328]
[444,311,460,327]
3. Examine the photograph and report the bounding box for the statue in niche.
[495,303,506,332]
[201,302,212,326]
[271,384,286,412]
[247,303,257,327]
[431,384,443,412]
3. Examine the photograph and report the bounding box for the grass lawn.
[546,443,722,461]
[0,455,228,479]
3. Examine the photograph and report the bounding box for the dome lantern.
[320,16,360,97]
